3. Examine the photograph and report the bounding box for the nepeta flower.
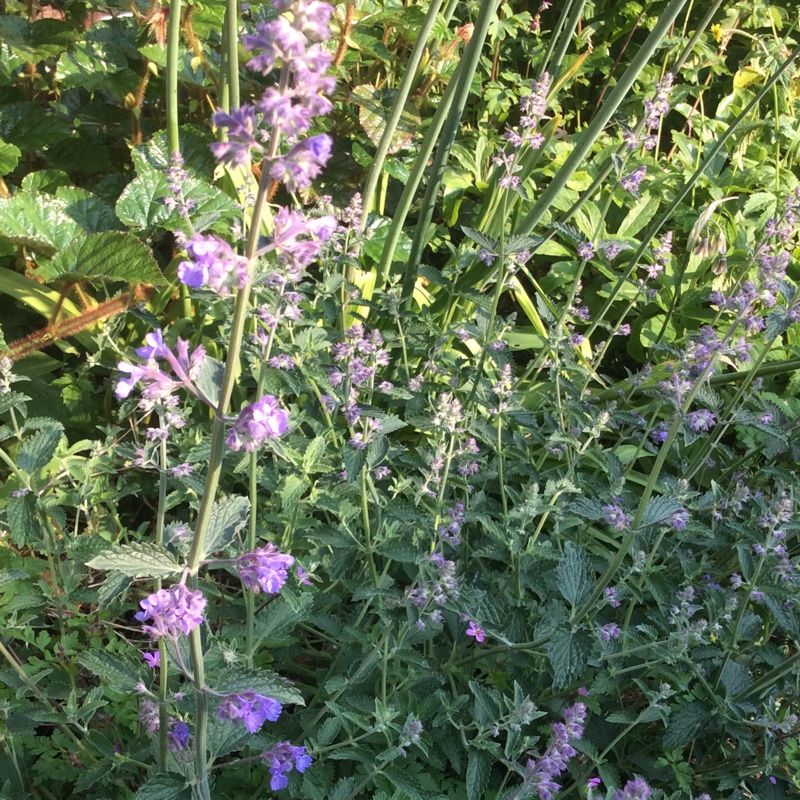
[237,543,295,594]
[227,396,290,451]
[135,584,207,639]
[168,720,190,751]
[577,242,594,260]
[210,106,261,166]
[262,741,313,791]
[142,650,160,668]
[598,623,622,641]
[178,234,249,295]
[466,621,485,642]
[686,409,715,432]
[621,165,647,194]
[601,500,631,531]
[270,134,333,193]
[613,777,652,800]
[216,691,282,733]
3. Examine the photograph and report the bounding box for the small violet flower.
[262,741,313,791]
[216,691,282,733]
[236,542,295,594]
[227,396,290,452]
[135,584,207,639]
[466,621,485,643]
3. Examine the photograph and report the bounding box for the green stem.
[156,428,169,771]
[166,0,182,155]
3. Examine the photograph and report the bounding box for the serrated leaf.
[280,474,308,508]
[0,103,72,153]
[606,710,636,724]
[467,749,492,800]
[328,777,356,800]
[6,493,39,547]
[78,651,143,694]
[134,775,190,800]
[0,569,27,586]
[719,660,752,698]
[0,16,77,60]
[55,186,121,232]
[546,629,588,688]
[568,497,605,521]
[0,192,81,255]
[212,666,304,705]
[765,307,790,341]
[56,38,128,93]
[204,495,250,555]
[86,542,181,578]
[194,356,225,408]
[641,496,684,528]
[115,169,172,229]
[663,702,710,748]
[40,232,163,284]
[556,542,592,607]
[97,570,133,610]
[315,716,342,747]
[352,84,420,153]
[462,226,498,252]
[17,421,63,473]
[0,140,21,176]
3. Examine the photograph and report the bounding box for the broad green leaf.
[18,421,63,473]
[41,232,163,284]
[466,749,492,800]
[569,497,606,521]
[641,496,684,528]
[719,660,751,698]
[129,127,217,177]
[617,192,660,238]
[86,542,182,578]
[546,628,588,688]
[6,493,39,547]
[0,141,21,176]
[0,569,27,587]
[22,169,71,194]
[328,778,356,800]
[0,103,72,153]
[353,84,421,153]
[78,651,143,694]
[115,169,172,229]
[556,542,592,607]
[663,702,710,748]
[212,667,305,705]
[194,355,225,407]
[55,186,121,232]
[462,226,499,252]
[280,474,308,508]
[0,16,77,61]
[0,193,81,255]
[204,495,250,556]
[253,590,313,643]
[56,39,128,92]
[134,775,190,800]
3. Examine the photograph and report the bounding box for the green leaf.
[204,495,250,555]
[546,628,588,688]
[617,192,660,238]
[86,542,182,578]
[0,16,77,61]
[569,497,606,521]
[6,492,39,547]
[719,660,752,698]
[0,103,72,153]
[56,38,128,93]
[663,702,710,748]
[765,307,791,340]
[115,169,172,229]
[0,569,27,587]
[212,667,305,706]
[556,542,592,607]
[641,496,684,528]
[134,775,191,800]
[55,186,121,232]
[0,193,81,255]
[194,356,225,407]
[315,716,342,747]
[22,169,71,194]
[352,84,421,153]
[466,749,492,800]
[462,226,499,252]
[41,232,163,284]
[78,651,143,694]
[328,778,356,800]
[18,421,63,473]
[0,141,21,176]
[280,474,308,508]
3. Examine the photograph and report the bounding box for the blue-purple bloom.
[216,691,283,733]
[177,234,249,295]
[577,242,594,260]
[262,741,313,790]
[686,409,716,432]
[168,720,190,751]
[613,777,652,800]
[135,583,207,639]
[598,623,622,641]
[621,165,647,194]
[227,396,290,452]
[601,500,631,531]
[270,133,333,193]
[236,542,295,594]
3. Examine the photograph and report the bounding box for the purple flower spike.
[236,542,295,594]
[135,583,207,639]
[178,234,250,296]
[227,396,290,452]
[613,777,652,800]
[270,134,333,193]
[168,720,190,751]
[262,741,313,791]
[216,691,282,733]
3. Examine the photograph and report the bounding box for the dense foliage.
[2,1,800,800]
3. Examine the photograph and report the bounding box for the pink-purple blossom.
[216,691,282,733]
[177,234,250,295]
[227,396,290,452]
[466,621,485,642]
[135,583,207,639]
[236,542,295,594]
